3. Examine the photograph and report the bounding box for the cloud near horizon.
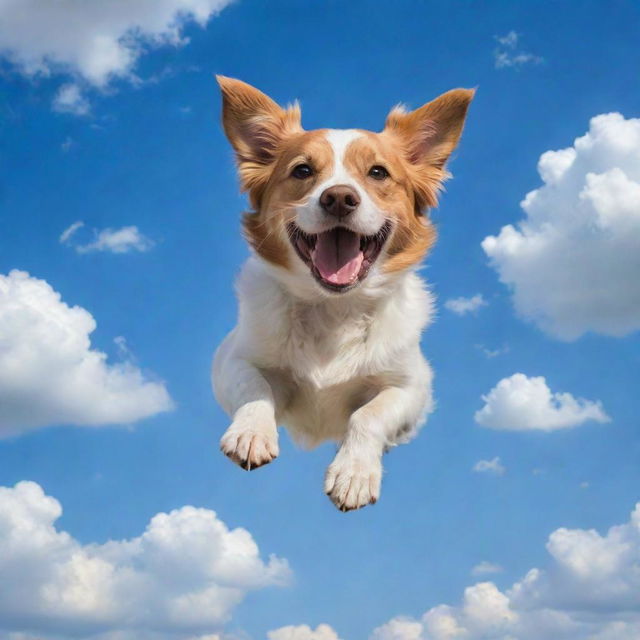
[0,481,290,639]
[268,624,342,640]
[368,500,640,639]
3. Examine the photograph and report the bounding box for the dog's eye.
[368,165,389,180]
[291,163,314,179]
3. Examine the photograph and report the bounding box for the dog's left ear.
[384,88,475,170]
[217,75,302,167]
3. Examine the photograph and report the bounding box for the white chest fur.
[234,258,432,386]
[213,258,434,446]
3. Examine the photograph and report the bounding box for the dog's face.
[218,76,473,295]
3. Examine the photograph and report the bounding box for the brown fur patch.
[383,88,475,215]
[384,89,475,170]
[217,75,303,210]
[241,211,290,269]
[242,130,335,269]
[379,89,474,272]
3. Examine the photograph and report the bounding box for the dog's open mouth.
[287,222,393,292]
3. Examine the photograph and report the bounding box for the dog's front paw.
[220,423,279,471]
[324,449,382,512]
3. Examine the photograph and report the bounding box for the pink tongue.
[312,228,363,285]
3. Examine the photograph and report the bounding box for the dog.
[212,76,473,511]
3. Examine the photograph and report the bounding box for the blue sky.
[1,2,639,639]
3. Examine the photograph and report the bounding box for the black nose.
[319,185,361,218]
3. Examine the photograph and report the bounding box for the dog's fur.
[212,77,473,511]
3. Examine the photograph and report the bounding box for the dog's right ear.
[217,76,302,178]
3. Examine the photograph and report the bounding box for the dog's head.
[217,76,473,296]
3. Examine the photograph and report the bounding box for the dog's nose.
[319,185,360,218]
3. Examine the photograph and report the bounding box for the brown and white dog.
[212,76,473,511]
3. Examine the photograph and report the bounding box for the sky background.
[1,2,639,639]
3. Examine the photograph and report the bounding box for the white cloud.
[368,500,640,639]
[59,220,85,244]
[471,561,504,576]
[372,583,516,640]
[496,31,519,48]
[0,481,290,639]
[509,503,640,624]
[493,31,543,69]
[475,373,610,432]
[370,619,423,640]
[494,50,542,69]
[52,83,90,115]
[0,0,232,111]
[268,624,342,640]
[472,457,506,476]
[60,222,154,253]
[444,294,487,316]
[0,270,173,437]
[76,226,154,254]
[482,113,640,340]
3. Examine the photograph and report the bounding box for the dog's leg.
[213,346,279,471]
[325,368,431,511]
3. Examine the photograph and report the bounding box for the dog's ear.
[384,88,474,170]
[217,75,302,169]
[383,88,474,211]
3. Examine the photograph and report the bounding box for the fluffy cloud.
[0,270,173,437]
[475,373,610,432]
[482,113,640,340]
[368,500,640,639]
[444,294,487,316]
[0,0,231,85]
[0,481,290,639]
[0,0,232,110]
[371,583,515,640]
[371,619,423,640]
[268,624,342,640]
[493,31,543,69]
[472,457,506,476]
[60,221,154,253]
